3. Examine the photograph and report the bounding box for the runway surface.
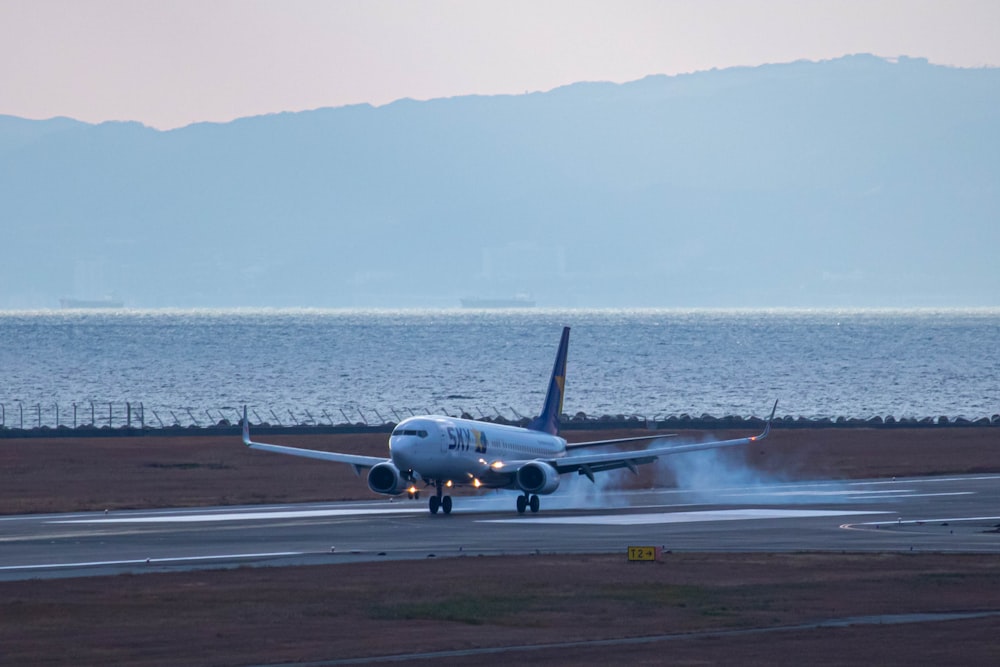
[2,473,999,580]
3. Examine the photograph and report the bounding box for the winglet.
[752,399,779,441]
[241,405,252,446]
[527,327,570,436]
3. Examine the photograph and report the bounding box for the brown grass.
[2,426,999,514]
[1,552,998,666]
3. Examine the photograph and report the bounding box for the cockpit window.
[392,428,428,438]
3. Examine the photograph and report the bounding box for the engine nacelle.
[367,461,407,495]
[515,461,561,495]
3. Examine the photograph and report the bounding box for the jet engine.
[515,461,561,495]
[367,462,407,495]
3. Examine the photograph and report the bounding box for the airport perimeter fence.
[0,401,557,433]
[0,401,998,436]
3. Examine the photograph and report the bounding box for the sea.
[0,308,998,429]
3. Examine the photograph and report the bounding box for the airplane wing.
[548,400,777,481]
[241,407,386,475]
[564,433,677,449]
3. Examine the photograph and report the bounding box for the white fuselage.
[389,416,566,486]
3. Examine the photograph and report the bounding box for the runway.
[2,473,999,580]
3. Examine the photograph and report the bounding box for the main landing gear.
[516,493,540,514]
[429,481,452,515]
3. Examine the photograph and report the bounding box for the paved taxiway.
[2,474,999,580]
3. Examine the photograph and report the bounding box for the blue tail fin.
[527,327,570,435]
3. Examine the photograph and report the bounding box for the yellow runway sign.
[627,546,658,561]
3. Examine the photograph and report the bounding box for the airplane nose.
[392,436,415,469]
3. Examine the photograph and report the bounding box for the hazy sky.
[2,0,998,130]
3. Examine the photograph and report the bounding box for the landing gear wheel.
[442,496,453,514]
[429,495,440,514]
[516,495,527,514]
[529,495,540,513]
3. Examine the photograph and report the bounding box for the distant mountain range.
[1,54,997,309]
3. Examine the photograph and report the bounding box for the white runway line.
[848,475,1000,486]
[483,508,890,526]
[845,492,974,501]
[52,507,427,524]
[0,551,304,572]
[722,489,915,498]
[856,515,1000,526]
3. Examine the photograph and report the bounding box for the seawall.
[2,412,998,439]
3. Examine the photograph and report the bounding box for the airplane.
[241,326,777,515]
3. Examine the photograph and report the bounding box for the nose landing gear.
[429,481,452,515]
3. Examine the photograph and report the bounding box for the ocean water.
[0,309,998,428]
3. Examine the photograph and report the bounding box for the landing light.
[491,461,505,470]
[473,479,482,488]
[445,480,453,488]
